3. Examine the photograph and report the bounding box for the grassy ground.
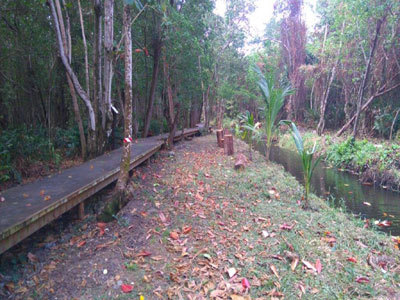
[1,135,400,299]
[278,130,400,191]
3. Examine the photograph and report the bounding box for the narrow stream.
[257,144,400,236]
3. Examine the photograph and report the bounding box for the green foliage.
[327,138,400,171]
[148,119,168,136]
[0,127,62,183]
[280,121,321,208]
[54,127,82,157]
[255,65,294,159]
[238,111,262,160]
[373,113,394,138]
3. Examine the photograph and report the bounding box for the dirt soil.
[1,135,400,299]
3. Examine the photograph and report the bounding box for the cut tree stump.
[216,129,224,148]
[234,153,248,170]
[224,134,234,155]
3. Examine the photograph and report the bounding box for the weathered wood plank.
[0,126,201,253]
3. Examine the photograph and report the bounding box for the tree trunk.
[48,0,95,132]
[163,58,179,149]
[390,109,400,140]
[317,22,344,135]
[143,14,162,137]
[337,81,400,136]
[77,0,90,95]
[103,0,114,132]
[93,0,103,154]
[133,90,139,138]
[352,19,382,138]
[55,0,87,159]
[115,3,133,204]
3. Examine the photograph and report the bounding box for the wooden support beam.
[78,202,85,220]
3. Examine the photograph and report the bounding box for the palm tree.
[239,111,261,160]
[280,121,321,209]
[255,65,294,160]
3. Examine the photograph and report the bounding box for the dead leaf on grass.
[28,252,38,263]
[230,295,251,300]
[77,240,86,248]
[302,260,317,272]
[170,231,179,240]
[315,259,322,274]
[270,264,280,279]
[182,226,192,234]
[121,283,133,293]
[227,267,237,278]
[356,277,370,283]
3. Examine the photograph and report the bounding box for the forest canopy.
[0,0,400,185]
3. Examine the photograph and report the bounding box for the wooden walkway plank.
[0,126,201,254]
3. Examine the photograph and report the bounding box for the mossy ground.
[1,135,400,299]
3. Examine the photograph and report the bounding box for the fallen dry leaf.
[97,222,106,236]
[210,289,225,298]
[136,250,152,257]
[242,278,250,289]
[77,240,86,248]
[230,295,251,300]
[270,264,280,279]
[356,277,370,283]
[27,252,38,263]
[182,226,192,234]
[291,257,299,271]
[170,231,179,240]
[347,257,357,263]
[227,267,237,278]
[315,259,322,274]
[280,223,295,231]
[121,283,133,293]
[302,260,317,272]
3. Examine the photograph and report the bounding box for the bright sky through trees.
[215,0,319,39]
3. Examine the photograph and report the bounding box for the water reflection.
[257,144,400,235]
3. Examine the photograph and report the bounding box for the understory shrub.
[0,127,63,183]
[326,138,400,171]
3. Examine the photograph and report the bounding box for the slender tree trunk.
[143,28,162,137]
[132,90,139,138]
[115,3,133,202]
[48,0,95,132]
[77,0,90,95]
[93,0,103,154]
[198,55,207,126]
[389,109,400,140]
[163,58,179,148]
[103,0,114,132]
[337,81,400,136]
[352,19,382,138]
[317,22,344,135]
[55,0,87,159]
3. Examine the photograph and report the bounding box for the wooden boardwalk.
[0,126,201,254]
